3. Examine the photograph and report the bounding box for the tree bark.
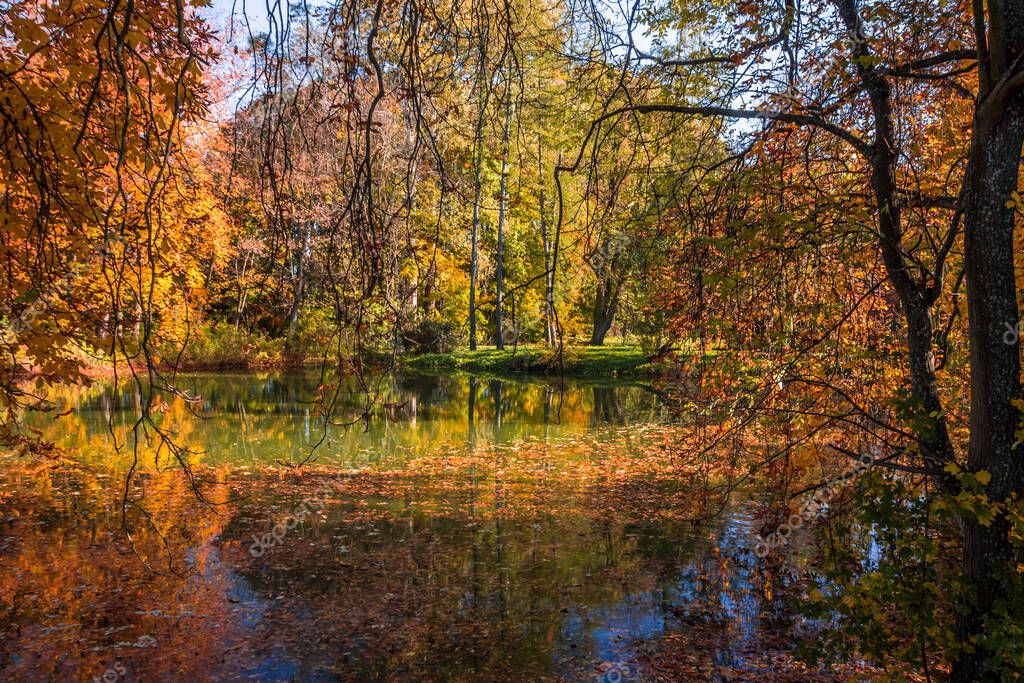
[953,0,1024,677]
[468,19,488,351]
[494,78,512,350]
[589,274,619,346]
[286,221,309,339]
[469,151,482,350]
[538,138,556,347]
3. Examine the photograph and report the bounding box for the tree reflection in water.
[1,372,850,680]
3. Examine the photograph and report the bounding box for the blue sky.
[205,0,270,40]
[204,0,656,53]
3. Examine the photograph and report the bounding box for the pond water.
[0,371,817,681]
[17,371,672,468]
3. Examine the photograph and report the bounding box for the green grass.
[401,344,665,378]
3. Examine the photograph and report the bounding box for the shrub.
[401,318,462,354]
[166,322,287,369]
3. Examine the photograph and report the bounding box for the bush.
[401,318,462,354]
[166,322,288,369]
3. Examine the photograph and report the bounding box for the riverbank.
[61,342,674,381]
[401,344,670,378]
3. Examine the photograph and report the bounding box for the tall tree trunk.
[468,19,488,351]
[404,146,420,322]
[538,138,556,346]
[234,248,252,330]
[589,274,619,346]
[286,221,309,339]
[469,148,483,350]
[494,81,512,350]
[953,0,1024,678]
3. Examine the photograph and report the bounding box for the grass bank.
[73,342,674,379]
[400,344,668,378]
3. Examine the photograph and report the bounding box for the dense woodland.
[3,0,1024,679]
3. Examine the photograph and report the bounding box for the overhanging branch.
[557,103,872,177]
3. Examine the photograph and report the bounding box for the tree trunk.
[494,82,512,350]
[468,24,488,352]
[538,138,556,347]
[589,274,619,346]
[234,249,252,330]
[469,154,482,350]
[286,222,309,339]
[953,1,1024,676]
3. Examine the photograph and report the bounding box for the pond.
[0,371,823,681]
[17,371,672,468]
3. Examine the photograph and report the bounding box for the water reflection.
[21,372,669,468]
[0,468,783,681]
[1,372,820,681]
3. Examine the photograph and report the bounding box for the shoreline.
[57,344,676,382]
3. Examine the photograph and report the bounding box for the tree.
[467,0,492,351]
[0,0,218,444]
[955,0,1024,676]
[558,0,1022,674]
[493,40,516,349]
